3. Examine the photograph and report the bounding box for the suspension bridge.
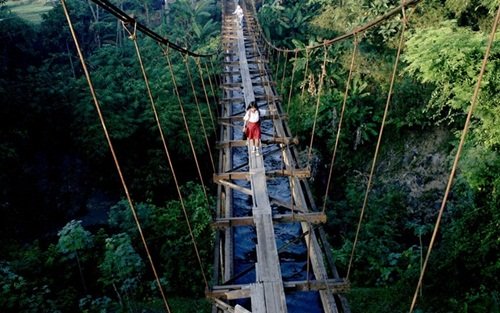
[60,0,500,311]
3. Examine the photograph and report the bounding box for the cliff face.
[375,127,452,219]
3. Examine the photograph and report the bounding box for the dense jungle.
[0,0,498,312]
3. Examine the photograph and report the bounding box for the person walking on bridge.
[233,4,244,27]
[243,101,263,156]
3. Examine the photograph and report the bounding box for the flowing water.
[227,86,323,312]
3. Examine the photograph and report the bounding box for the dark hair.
[247,101,260,119]
[247,101,258,110]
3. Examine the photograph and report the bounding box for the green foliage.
[99,233,145,294]
[0,263,61,313]
[404,21,500,137]
[167,0,220,49]
[258,1,316,47]
[57,220,94,258]
[349,287,411,313]
[445,0,499,30]
[108,182,214,295]
[3,0,54,24]
[79,295,114,313]
[309,2,365,38]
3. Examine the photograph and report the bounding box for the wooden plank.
[208,278,349,298]
[226,287,252,300]
[216,136,298,148]
[214,172,249,181]
[213,298,235,313]
[235,305,252,313]
[212,212,327,228]
[218,113,288,122]
[251,283,266,313]
[269,197,307,213]
[219,95,282,103]
[217,179,253,196]
[214,168,309,181]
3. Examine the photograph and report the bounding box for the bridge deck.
[210,1,350,312]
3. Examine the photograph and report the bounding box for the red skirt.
[246,121,261,139]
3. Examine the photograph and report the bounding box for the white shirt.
[233,6,243,17]
[244,109,265,123]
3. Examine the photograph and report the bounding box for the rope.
[409,6,500,312]
[183,55,216,173]
[322,35,359,214]
[306,221,312,285]
[248,18,274,132]
[252,0,422,53]
[301,48,310,98]
[161,45,210,204]
[307,46,328,167]
[206,59,220,120]
[195,57,218,139]
[123,24,210,291]
[274,51,281,83]
[286,50,298,114]
[90,0,215,57]
[60,2,172,311]
[346,10,408,281]
[280,51,289,94]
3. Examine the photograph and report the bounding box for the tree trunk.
[75,251,87,292]
[66,39,76,78]
[113,282,124,308]
[143,0,150,26]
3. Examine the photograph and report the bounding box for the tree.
[57,220,94,292]
[98,233,145,309]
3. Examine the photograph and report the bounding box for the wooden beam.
[269,197,307,213]
[207,279,350,299]
[218,113,288,122]
[267,169,310,178]
[216,136,298,148]
[214,172,249,181]
[214,168,309,181]
[213,298,236,313]
[219,95,282,103]
[216,179,253,196]
[223,60,268,66]
[212,212,327,228]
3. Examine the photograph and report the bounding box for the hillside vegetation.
[0,0,498,312]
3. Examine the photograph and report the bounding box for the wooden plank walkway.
[210,1,350,312]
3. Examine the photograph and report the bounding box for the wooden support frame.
[218,113,288,122]
[207,279,350,300]
[212,212,327,228]
[217,179,253,196]
[214,168,310,181]
[219,95,282,103]
[216,137,298,148]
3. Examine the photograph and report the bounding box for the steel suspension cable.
[409,6,500,312]
[322,35,360,214]
[195,57,218,139]
[183,55,216,173]
[161,45,209,204]
[60,2,172,311]
[124,25,210,291]
[346,11,408,281]
[286,50,298,114]
[307,46,328,167]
